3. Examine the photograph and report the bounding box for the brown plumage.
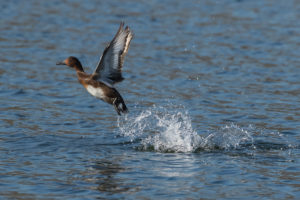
[56,23,133,115]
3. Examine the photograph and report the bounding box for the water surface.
[0,0,299,199]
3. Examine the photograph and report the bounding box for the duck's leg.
[113,98,121,115]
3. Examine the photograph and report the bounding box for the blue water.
[0,0,299,199]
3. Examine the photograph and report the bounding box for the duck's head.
[56,56,84,72]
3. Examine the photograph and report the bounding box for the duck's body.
[77,71,127,114]
[57,23,133,115]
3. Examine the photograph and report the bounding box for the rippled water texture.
[0,0,299,199]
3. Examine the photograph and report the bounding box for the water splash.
[118,106,199,152]
[201,124,255,151]
[117,105,297,153]
[140,109,201,152]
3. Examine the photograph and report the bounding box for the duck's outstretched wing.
[93,22,133,85]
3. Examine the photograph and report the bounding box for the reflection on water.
[0,0,299,199]
[92,159,129,194]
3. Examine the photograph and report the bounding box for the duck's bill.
[56,61,66,65]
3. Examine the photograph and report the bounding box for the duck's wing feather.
[93,22,133,85]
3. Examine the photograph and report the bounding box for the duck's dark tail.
[113,97,128,115]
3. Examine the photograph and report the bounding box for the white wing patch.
[86,85,105,100]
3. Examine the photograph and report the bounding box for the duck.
[56,22,133,115]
